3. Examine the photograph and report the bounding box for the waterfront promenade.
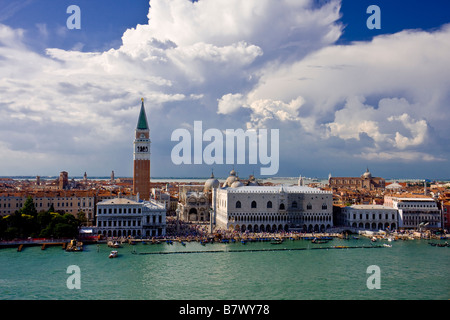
[2,225,448,252]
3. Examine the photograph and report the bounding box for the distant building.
[441,202,450,230]
[384,195,441,229]
[329,168,385,190]
[59,171,69,190]
[0,191,95,224]
[340,205,398,231]
[133,98,151,200]
[151,188,172,214]
[96,197,166,238]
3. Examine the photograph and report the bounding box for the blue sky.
[3,0,449,50]
[0,0,449,180]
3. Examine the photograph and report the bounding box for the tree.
[0,199,83,239]
[20,196,37,217]
[77,211,87,226]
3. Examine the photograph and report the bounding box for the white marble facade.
[214,184,333,233]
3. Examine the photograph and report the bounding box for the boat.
[311,238,328,244]
[241,240,247,244]
[66,239,83,252]
[270,239,283,245]
[107,241,121,248]
[371,237,377,242]
[109,250,118,258]
[383,244,392,248]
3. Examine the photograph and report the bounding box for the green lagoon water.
[1,238,449,300]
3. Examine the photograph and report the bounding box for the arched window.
[292,201,298,208]
[251,201,257,208]
[307,203,312,210]
[279,203,285,210]
[267,201,272,209]
[322,203,327,210]
[236,201,241,209]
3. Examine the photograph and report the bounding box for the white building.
[213,178,333,233]
[341,205,398,231]
[384,195,441,229]
[96,197,166,238]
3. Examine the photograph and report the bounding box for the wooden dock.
[40,242,67,250]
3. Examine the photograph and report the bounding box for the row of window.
[98,219,141,227]
[398,204,436,208]
[234,200,328,210]
[98,207,142,214]
[97,215,163,227]
[1,201,92,208]
[0,197,93,201]
[350,213,397,220]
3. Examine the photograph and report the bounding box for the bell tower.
[133,98,151,200]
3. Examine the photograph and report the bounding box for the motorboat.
[109,250,118,258]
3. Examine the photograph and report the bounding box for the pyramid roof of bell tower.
[137,98,149,130]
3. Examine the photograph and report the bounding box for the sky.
[0,0,450,180]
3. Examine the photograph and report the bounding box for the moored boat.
[107,241,121,248]
[66,239,83,252]
[311,238,328,244]
[270,240,283,245]
[109,250,118,258]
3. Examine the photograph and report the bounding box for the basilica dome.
[247,174,258,186]
[362,168,372,179]
[204,172,220,190]
[223,169,238,188]
[231,180,244,188]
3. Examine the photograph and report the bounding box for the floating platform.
[132,245,385,255]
